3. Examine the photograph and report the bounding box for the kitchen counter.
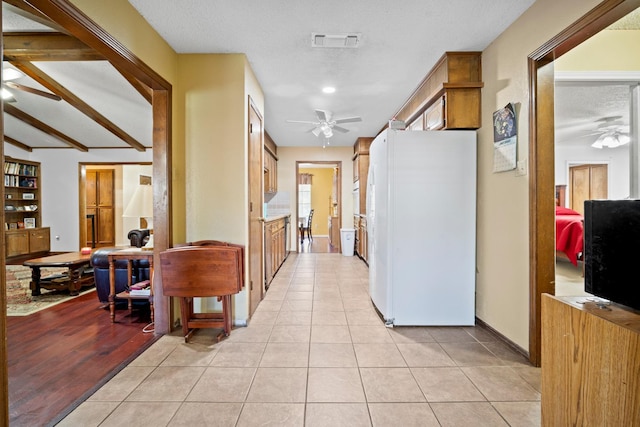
[264,214,290,222]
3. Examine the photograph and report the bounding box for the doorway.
[79,163,153,249]
[248,98,264,316]
[528,0,640,366]
[296,161,342,253]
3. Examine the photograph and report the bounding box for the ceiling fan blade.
[311,127,322,137]
[315,109,329,122]
[332,125,350,133]
[334,116,362,124]
[4,82,61,101]
[286,119,318,125]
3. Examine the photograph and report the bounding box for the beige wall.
[177,54,264,322]
[477,0,602,350]
[299,168,334,235]
[278,146,354,248]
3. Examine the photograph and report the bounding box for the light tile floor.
[59,253,541,426]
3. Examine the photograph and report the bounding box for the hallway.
[60,252,541,426]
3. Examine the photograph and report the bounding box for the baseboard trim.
[475,317,530,361]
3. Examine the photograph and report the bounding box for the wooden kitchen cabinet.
[328,216,340,250]
[264,215,289,287]
[358,216,367,263]
[264,132,278,194]
[391,51,483,130]
[353,137,373,215]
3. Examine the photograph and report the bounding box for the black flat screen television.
[584,199,640,311]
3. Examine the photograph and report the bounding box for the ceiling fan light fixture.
[591,132,629,149]
[1,87,16,102]
[320,123,333,138]
[2,67,24,81]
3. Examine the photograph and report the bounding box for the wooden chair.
[159,244,244,342]
[300,209,314,243]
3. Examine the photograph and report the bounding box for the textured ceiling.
[2,2,638,152]
[128,0,536,147]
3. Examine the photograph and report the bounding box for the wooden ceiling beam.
[2,32,104,61]
[117,69,152,104]
[10,60,147,151]
[4,103,88,151]
[3,135,33,152]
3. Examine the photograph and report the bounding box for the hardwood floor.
[7,290,158,427]
[299,236,340,253]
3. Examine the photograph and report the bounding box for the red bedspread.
[555,206,584,266]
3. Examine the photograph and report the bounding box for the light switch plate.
[516,159,527,176]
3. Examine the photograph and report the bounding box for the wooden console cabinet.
[4,157,50,258]
[541,294,640,426]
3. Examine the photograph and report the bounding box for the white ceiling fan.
[1,64,62,102]
[286,109,362,139]
[583,116,630,149]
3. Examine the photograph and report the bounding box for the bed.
[555,206,584,266]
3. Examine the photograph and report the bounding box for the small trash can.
[340,228,356,256]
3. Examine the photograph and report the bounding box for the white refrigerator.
[366,129,477,326]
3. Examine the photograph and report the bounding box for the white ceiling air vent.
[312,33,361,48]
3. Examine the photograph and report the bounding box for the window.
[298,184,311,223]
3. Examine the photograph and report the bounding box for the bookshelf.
[4,157,50,258]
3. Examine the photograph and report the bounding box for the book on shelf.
[4,161,37,177]
[129,288,151,296]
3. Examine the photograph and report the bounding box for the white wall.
[555,145,630,203]
[4,144,152,251]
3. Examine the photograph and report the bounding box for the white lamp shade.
[123,184,153,219]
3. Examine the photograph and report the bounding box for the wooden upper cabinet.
[393,51,483,130]
[264,131,278,194]
[353,137,373,215]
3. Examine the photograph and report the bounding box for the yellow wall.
[556,30,640,71]
[477,0,602,350]
[299,168,334,235]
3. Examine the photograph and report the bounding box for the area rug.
[5,265,95,316]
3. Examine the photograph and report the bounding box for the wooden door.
[86,169,115,247]
[569,164,608,215]
[248,98,264,316]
